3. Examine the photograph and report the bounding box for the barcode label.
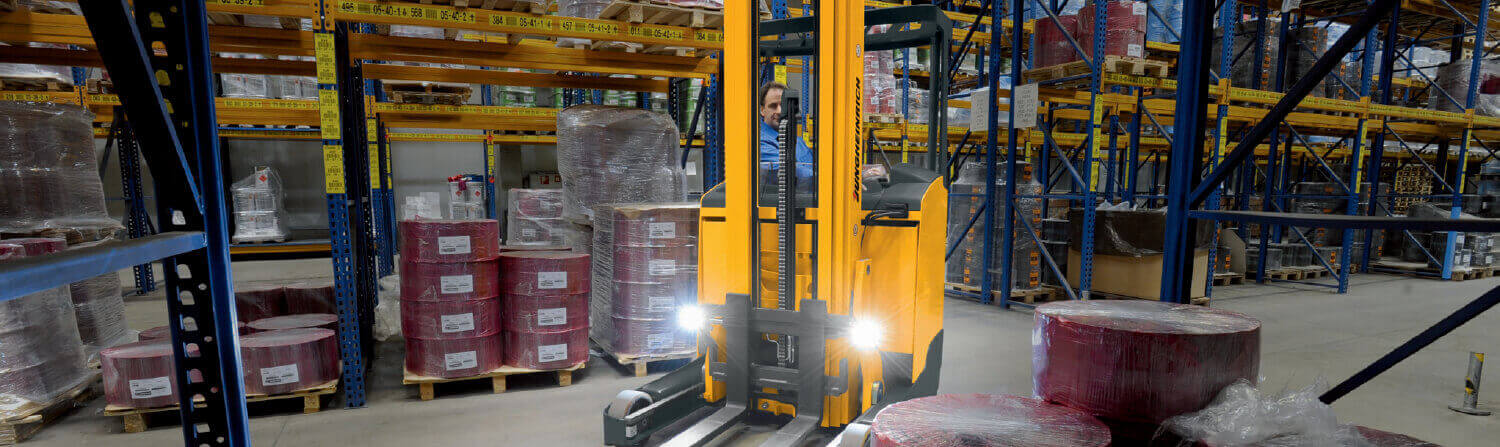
[260,364,300,386]
[522,228,538,238]
[437,236,471,254]
[129,376,172,399]
[537,271,567,289]
[648,259,676,276]
[440,313,475,333]
[648,296,675,311]
[537,307,567,326]
[440,275,474,294]
[1128,44,1143,58]
[537,343,568,363]
[1133,1,1146,15]
[648,222,676,239]
[445,351,478,370]
[646,333,670,349]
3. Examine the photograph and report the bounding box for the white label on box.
[1013,83,1039,129]
[537,343,568,363]
[646,333,671,350]
[440,313,475,333]
[648,259,676,276]
[648,296,675,311]
[1133,1,1146,16]
[129,376,172,399]
[440,275,474,294]
[437,236,471,254]
[522,228,538,238]
[445,351,478,370]
[537,307,567,326]
[648,222,677,239]
[537,271,567,289]
[260,364,300,386]
[1128,44,1143,58]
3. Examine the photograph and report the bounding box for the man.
[759,82,815,180]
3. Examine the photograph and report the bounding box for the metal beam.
[0,232,204,299]
[1161,0,1216,303]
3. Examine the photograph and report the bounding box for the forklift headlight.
[849,319,883,351]
[678,305,707,331]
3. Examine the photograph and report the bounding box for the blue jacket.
[759,120,815,179]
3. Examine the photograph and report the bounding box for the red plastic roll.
[1033,300,1260,424]
[240,328,340,395]
[399,259,500,301]
[503,328,587,370]
[611,204,698,246]
[101,341,181,408]
[236,283,285,322]
[247,314,338,332]
[611,281,694,319]
[502,293,588,332]
[611,245,695,283]
[401,297,502,339]
[1078,0,1147,60]
[869,394,1111,447]
[0,243,19,258]
[499,251,590,295]
[399,219,501,263]
[2,237,66,255]
[284,280,336,314]
[138,325,170,341]
[1035,15,1080,67]
[609,316,695,356]
[405,333,504,378]
[1356,426,1440,447]
[499,244,570,252]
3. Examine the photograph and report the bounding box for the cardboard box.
[1066,249,1209,299]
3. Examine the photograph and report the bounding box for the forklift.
[604,1,953,445]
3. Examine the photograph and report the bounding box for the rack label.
[0,92,69,103]
[440,313,475,333]
[437,236,472,254]
[693,30,724,43]
[315,33,336,84]
[648,296,675,311]
[537,343,568,363]
[444,351,478,370]
[537,308,566,326]
[647,222,676,239]
[558,19,620,37]
[337,1,476,24]
[440,275,475,294]
[322,145,345,194]
[129,376,172,399]
[260,364,300,386]
[319,90,341,140]
[537,271,567,289]
[213,0,265,6]
[648,259,676,276]
[490,14,553,30]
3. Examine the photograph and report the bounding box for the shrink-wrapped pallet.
[1035,15,1080,67]
[0,242,90,418]
[100,341,181,408]
[405,333,504,378]
[0,102,122,238]
[65,246,130,360]
[499,251,590,295]
[399,259,501,302]
[1078,0,1148,60]
[502,293,588,332]
[507,188,575,245]
[247,313,338,332]
[503,328,588,370]
[239,328,340,395]
[399,219,502,263]
[400,297,502,339]
[231,167,290,243]
[235,282,285,322]
[556,105,684,222]
[592,203,699,356]
[1430,58,1500,116]
[284,279,336,315]
[868,394,1111,447]
[499,249,590,369]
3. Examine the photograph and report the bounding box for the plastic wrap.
[404,193,443,220]
[1356,426,1441,447]
[0,242,89,418]
[506,188,574,245]
[1160,379,1426,447]
[1212,21,1281,89]
[503,293,588,332]
[284,279,336,315]
[400,297,501,339]
[218,54,270,98]
[499,251,590,295]
[1430,58,1500,116]
[1068,207,1214,257]
[555,105,684,221]
[0,56,73,88]
[1035,15,1080,67]
[591,203,699,356]
[405,333,504,378]
[1078,1,1148,60]
[501,244,571,252]
[374,275,402,342]
[905,86,931,124]
[236,282,285,322]
[608,316,695,356]
[137,325,170,342]
[503,328,588,370]
[399,219,502,263]
[231,167,289,243]
[66,263,129,359]
[0,102,122,236]
[399,259,501,301]
[247,314,337,332]
[944,163,1043,290]
[100,341,181,408]
[868,393,1111,447]
[2,237,65,255]
[1033,301,1261,425]
[239,328,340,395]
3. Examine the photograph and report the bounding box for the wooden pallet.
[1022,56,1170,84]
[0,77,70,93]
[596,345,695,377]
[598,0,723,29]
[1372,259,1496,281]
[865,113,902,124]
[1089,290,1210,306]
[1212,272,1246,286]
[379,0,548,13]
[0,373,100,445]
[402,363,583,400]
[1247,266,1311,281]
[383,82,472,106]
[102,379,337,434]
[944,283,1067,304]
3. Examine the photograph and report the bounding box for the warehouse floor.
[28,259,1500,446]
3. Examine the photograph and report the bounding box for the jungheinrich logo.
[852,75,863,204]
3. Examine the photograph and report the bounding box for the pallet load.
[400,219,505,379]
[1034,300,1261,443]
[1078,0,1147,60]
[591,203,699,360]
[1066,206,1215,301]
[68,240,132,361]
[230,166,290,243]
[0,102,123,243]
[555,105,684,223]
[944,162,1044,293]
[500,251,591,370]
[100,341,186,410]
[868,393,1111,446]
[1430,58,1500,116]
[0,242,91,420]
[283,280,336,315]
[506,188,576,246]
[1034,14,1080,68]
[863,25,898,116]
[239,328,340,395]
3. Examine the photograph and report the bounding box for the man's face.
[761,87,783,127]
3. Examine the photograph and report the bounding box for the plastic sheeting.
[100,341,181,408]
[507,188,577,246]
[399,219,502,263]
[231,167,289,243]
[1162,379,1434,446]
[556,105,684,222]
[0,102,121,237]
[1034,300,1261,425]
[400,260,501,301]
[591,203,698,357]
[247,314,338,332]
[240,328,340,395]
[503,328,588,370]
[945,162,1044,290]
[374,275,401,342]
[405,334,504,378]
[868,393,1111,447]
[1430,58,1500,116]
[68,240,131,361]
[0,242,90,419]
[1078,0,1148,60]
[401,297,501,339]
[236,282,285,322]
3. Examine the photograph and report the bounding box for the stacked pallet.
[399,219,506,379]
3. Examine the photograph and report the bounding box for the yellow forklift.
[604,0,952,445]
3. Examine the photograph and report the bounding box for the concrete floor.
[25,259,1500,446]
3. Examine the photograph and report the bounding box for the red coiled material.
[609,316,695,356]
[499,251,590,295]
[401,297,502,339]
[503,328,587,370]
[869,394,1112,447]
[239,328,340,395]
[1078,0,1148,59]
[101,341,181,408]
[284,280,336,314]
[612,245,696,283]
[3,237,65,255]
[611,281,693,319]
[499,244,570,252]
[1035,15,1080,67]
[399,219,501,263]
[502,293,588,332]
[235,283,285,322]
[405,333,504,378]
[247,314,338,332]
[399,259,500,301]
[611,204,698,244]
[139,323,245,341]
[1033,300,1260,424]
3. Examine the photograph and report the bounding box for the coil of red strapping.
[611,204,699,246]
[399,259,500,301]
[235,282,285,322]
[239,328,340,395]
[284,280,336,314]
[401,297,502,339]
[247,313,338,332]
[499,244,570,253]
[611,245,696,283]
[609,316,695,356]
[1078,0,1148,59]
[399,219,501,263]
[499,251,590,295]
[139,323,245,341]
[503,328,587,370]
[2,237,66,256]
[1033,300,1261,424]
[869,394,1112,447]
[611,281,693,319]
[1035,15,1080,67]
[100,341,182,408]
[405,333,504,378]
[502,293,587,332]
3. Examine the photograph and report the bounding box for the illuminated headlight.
[849,319,883,351]
[678,305,707,331]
